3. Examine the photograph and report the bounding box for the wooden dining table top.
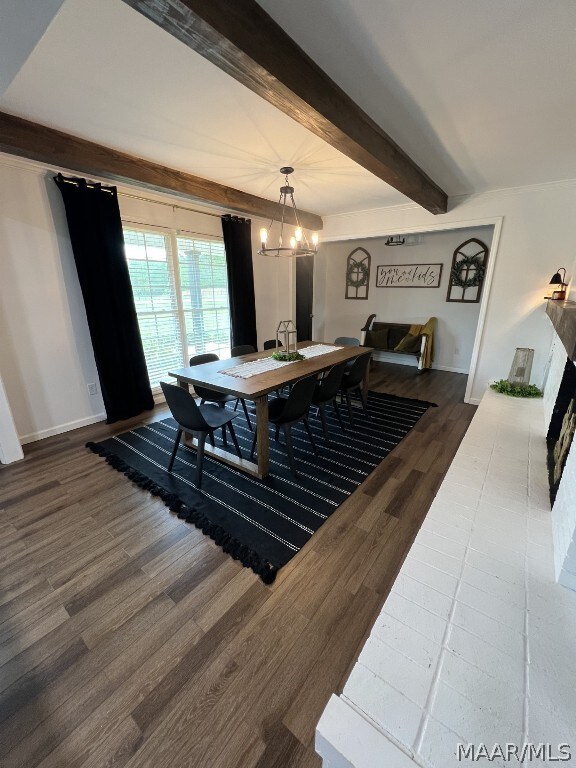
[168,341,373,400]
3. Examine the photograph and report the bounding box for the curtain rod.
[121,217,221,239]
[117,190,226,219]
[57,175,247,220]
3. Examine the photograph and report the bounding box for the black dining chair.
[160,382,242,488]
[263,339,278,350]
[250,373,318,476]
[312,361,348,445]
[340,353,371,427]
[231,344,256,357]
[189,353,253,431]
[334,336,360,346]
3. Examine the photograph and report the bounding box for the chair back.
[263,339,278,350]
[189,353,219,366]
[342,353,371,389]
[231,345,256,357]
[335,336,360,346]
[275,374,318,424]
[161,382,209,431]
[313,361,348,405]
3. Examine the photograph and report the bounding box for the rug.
[87,391,436,583]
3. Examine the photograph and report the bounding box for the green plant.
[271,351,305,362]
[490,380,543,398]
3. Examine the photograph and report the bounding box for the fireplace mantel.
[546,299,576,360]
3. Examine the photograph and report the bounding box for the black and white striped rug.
[87,391,435,583]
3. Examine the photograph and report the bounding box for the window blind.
[123,227,232,390]
[176,236,231,360]
[124,228,184,389]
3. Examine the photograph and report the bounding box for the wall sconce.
[385,235,405,246]
[547,267,568,300]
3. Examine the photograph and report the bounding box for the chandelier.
[258,167,319,257]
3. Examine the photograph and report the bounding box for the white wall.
[322,181,576,402]
[0,153,292,443]
[315,226,492,373]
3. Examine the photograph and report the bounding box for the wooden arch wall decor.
[345,247,371,300]
[446,238,490,303]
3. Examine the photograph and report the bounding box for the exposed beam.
[0,111,323,230]
[121,0,448,215]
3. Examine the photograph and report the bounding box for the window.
[123,227,231,389]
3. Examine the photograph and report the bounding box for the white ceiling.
[1,0,575,216]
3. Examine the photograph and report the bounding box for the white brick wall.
[317,389,576,768]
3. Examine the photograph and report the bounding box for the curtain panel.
[221,214,258,349]
[54,174,154,423]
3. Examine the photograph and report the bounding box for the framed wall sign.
[375,263,443,288]
[345,247,371,299]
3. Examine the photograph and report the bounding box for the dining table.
[168,341,373,480]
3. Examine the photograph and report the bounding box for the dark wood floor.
[0,363,475,768]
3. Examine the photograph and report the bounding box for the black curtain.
[54,174,154,423]
[221,214,257,349]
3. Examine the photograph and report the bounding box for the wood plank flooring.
[0,363,476,768]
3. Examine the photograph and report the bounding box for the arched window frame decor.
[345,247,371,300]
[446,238,490,303]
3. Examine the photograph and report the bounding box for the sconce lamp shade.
[549,267,567,285]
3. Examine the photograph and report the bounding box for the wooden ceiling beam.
[0,111,323,230]
[121,0,448,215]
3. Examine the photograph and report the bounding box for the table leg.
[176,378,189,391]
[255,395,269,479]
[362,354,372,399]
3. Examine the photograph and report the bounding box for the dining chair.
[160,382,242,488]
[231,344,256,357]
[340,352,371,427]
[250,373,318,476]
[189,353,253,431]
[263,339,278,350]
[334,336,360,346]
[312,361,348,445]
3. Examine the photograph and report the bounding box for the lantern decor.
[272,320,304,362]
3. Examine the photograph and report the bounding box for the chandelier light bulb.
[312,232,319,249]
[295,227,302,243]
[290,236,297,251]
[260,228,268,247]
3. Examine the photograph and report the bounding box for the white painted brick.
[393,573,453,621]
[468,533,526,569]
[431,681,523,749]
[409,542,462,578]
[420,516,470,546]
[414,529,467,561]
[465,549,525,587]
[461,563,526,608]
[357,638,434,708]
[456,581,525,633]
[434,481,481,509]
[402,555,459,598]
[426,506,474,532]
[343,665,423,749]
[441,651,524,726]
[446,626,524,691]
[528,699,576,760]
[382,593,447,646]
[371,610,442,672]
[452,601,524,660]
[420,717,508,768]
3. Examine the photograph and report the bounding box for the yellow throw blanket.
[408,317,436,369]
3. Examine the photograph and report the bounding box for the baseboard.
[466,397,482,405]
[20,412,107,444]
[372,351,469,375]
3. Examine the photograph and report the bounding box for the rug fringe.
[85,441,278,584]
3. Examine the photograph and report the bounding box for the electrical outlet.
[87,383,97,395]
